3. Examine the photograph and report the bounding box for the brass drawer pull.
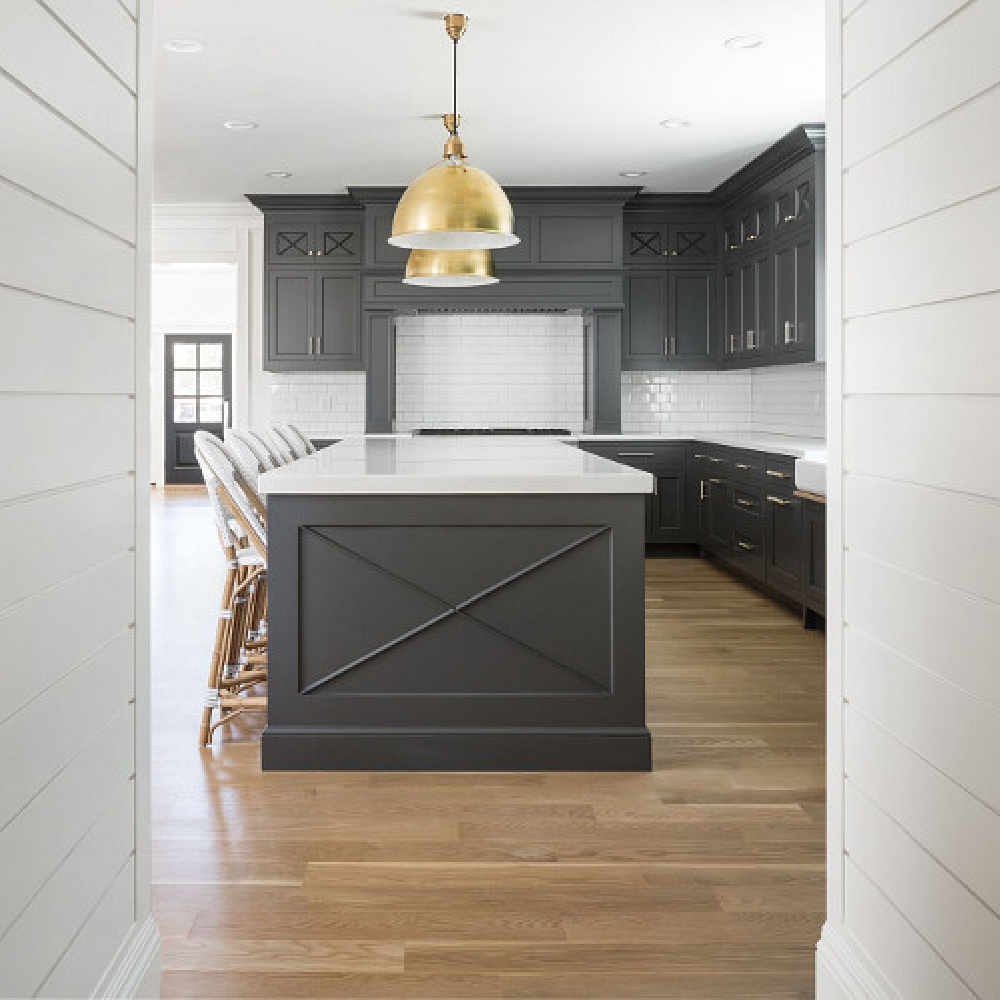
[735,462,753,470]
[766,469,791,479]
[708,456,724,464]
[735,498,755,508]
[767,495,793,506]
[737,540,755,552]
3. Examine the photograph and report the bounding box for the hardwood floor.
[151,488,825,999]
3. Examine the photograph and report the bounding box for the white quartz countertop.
[260,436,655,496]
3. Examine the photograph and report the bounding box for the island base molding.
[262,726,651,771]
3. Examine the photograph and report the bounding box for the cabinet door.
[707,478,731,553]
[625,271,668,362]
[803,500,826,614]
[724,268,741,357]
[668,270,714,363]
[667,222,715,263]
[765,492,803,599]
[626,224,670,262]
[316,271,363,368]
[649,468,690,543]
[268,269,314,364]
[313,216,362,265]
[772,236,814,358]
[267,214,314,265]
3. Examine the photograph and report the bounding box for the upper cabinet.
[267,211,363,266]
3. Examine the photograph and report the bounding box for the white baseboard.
[816,923,901,1000]
[93,914,161,999]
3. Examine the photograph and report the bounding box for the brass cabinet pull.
[735,498,755,508]
[663,336,670,355]
[766,469,791,479]
[736,462,752,470]
[767,495,793,506]
[709,478,724,485]
[708,456,724,464]
[699,480,708,500]
[737,540,755,551]
[670,335,677,355]
[694,453,707,460]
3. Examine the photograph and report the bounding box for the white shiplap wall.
[0,1,158,996]
[820,1,1000,997]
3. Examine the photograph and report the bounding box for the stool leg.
[199,546,238,746]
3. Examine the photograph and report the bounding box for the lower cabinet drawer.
[731,486,763,518]
[581,442,688,469]
[730,520,765,581]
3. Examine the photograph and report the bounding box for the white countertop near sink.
[261,435,655,496]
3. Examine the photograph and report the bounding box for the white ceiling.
[153,0,825,204]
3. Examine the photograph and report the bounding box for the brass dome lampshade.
[389,14,519,252]
[403,248,498,287]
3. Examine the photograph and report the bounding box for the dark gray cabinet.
[803,499,826,618]
[267,268,362,370]
[623,269,715,369]
[625,219,716,264]
[765,489,804,600]
[267,212,363,266]
[724,254,773,364]
[772,234,816,360]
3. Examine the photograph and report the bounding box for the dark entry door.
[164,334,232,484]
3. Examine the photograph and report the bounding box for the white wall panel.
[843,861,975,1000]
[0,476,134,613]
[0,181,135,317]
[845,786,1000,998]
[0,781,135,998]
[0,0,136,164]
[844,83,1000,243]
[0,395,134,503]
[845,628,1000,814]
[0,553,134,726]
[0,632,133,833]
[844,186,1000,318]
[0,286,134,395]
[844,551,1000,710]
[0,74,135,241]
[846,708,1000,913]
[843,292,1000,395]
[39,0,137,91]
[844,475,1000,607]
[842,1,1000,166]
[0,707,134,939]
[844,395,1000,499]
[842,0,969,93]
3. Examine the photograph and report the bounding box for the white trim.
[92,914,161,999]
[153,202,260,221]
[817,923,903,1000]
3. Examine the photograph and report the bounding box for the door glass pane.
[173,370,197,396]
[199,370,223,396]
[174,398,197,423]
[173,344,197,368]
[200,397,224,423]
[200,343,223,368]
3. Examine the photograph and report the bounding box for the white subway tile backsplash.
[263,370,366,437]
[751,362,826,437]
[394,313,587,431]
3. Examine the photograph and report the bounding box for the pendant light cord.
[452,38,458,133]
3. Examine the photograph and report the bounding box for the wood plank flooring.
[151,488,825,999]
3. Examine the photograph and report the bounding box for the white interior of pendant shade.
[402,274,501,287]
[388,230,521,250]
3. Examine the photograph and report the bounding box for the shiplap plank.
[843,0,1000,166]
[843,0,869,18]
[0,395,134,503]
[0,74,135,241]
[844,82,1000,243]
[40,0,137,91]
[36,859,135,999]
[0,631,133,833]
[843,292,1000,394]
[845,627,1000,816]
[844,860,975,1000]
[0,181,135,317]
[0,286,134,395]
[0,0,135,165]
[844,186,1000,318]
[844,395,1000,500]
[846,786,1000,998]
[119,0,137,19]
[0,707,134,939]
[844,550,1000,710]
[0,476,134,613]
[0,552,134,725]
[846,708,1000,914]
[843,0,968,93]
[0,781,134,998]
[844,476,1000,607]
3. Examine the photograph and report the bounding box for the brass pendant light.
[403,248,498,287]
[390,14,519,251]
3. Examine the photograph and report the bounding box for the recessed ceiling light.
[223,120,259,130]
[265,171,292,179]
[164,38,204,53]
[619,171,648,178]
[659,118,692,129]
[724,34,764,50]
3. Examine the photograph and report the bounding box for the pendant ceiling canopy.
[389,14,518,253]
[402,248,498,287]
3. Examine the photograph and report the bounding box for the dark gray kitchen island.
[258,437,653,771]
